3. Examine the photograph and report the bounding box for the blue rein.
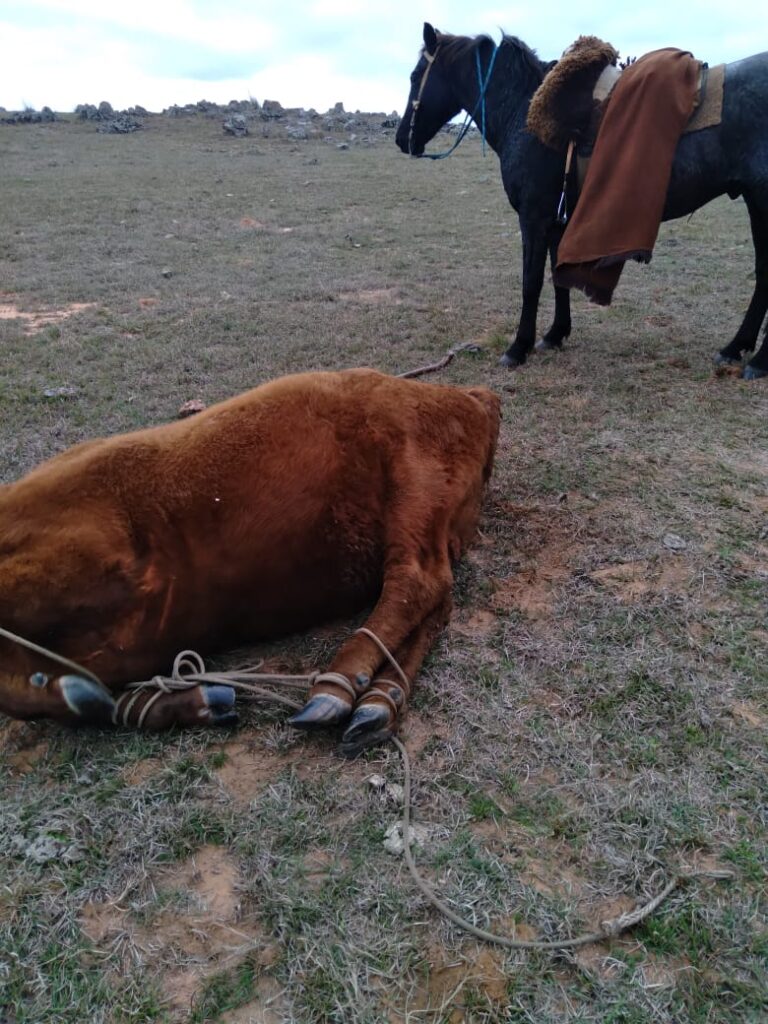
[417,41,499,161]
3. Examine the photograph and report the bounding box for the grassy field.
[0,114,766,1024]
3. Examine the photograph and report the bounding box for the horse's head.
[396,23,463,156]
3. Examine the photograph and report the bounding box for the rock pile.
[76,101,146,132]
[160,96,402,145]
[1,106,56,124]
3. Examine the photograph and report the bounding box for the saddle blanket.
[553,48,704,305]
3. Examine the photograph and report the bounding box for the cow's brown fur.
[0,369,499,739]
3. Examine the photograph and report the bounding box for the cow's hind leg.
[113,684,237,731]
[0,671,235,730]
[0,671,116,725]
[717,195,768,369]
[339,598,452,757]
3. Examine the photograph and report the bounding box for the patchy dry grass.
[1,114,767,1022]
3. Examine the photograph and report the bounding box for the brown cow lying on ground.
[0,369,500,753]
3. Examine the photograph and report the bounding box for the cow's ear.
[423,22,438,55]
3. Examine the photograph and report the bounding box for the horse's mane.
[429,31,547,86]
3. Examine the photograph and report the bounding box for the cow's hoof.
[199,684,238,727]
[714,353,741,366]
[289,693,351,730]
[743,364,768,381]
[535,338,562,352]
[498,352,522,369]
[58,674,116,725]
[339,704,393,758]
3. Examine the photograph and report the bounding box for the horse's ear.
[423,22,438,55]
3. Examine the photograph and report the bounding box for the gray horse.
[397,24,768,379]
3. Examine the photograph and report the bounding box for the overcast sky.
[1,1,766,114]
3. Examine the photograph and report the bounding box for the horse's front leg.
[537,236,572,351]
[499,220,550,368]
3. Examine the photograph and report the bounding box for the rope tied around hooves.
[0,621,734,949]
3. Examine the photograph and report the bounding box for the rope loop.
[171,649,207,679]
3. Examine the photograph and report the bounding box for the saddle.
[526,39,725,306]
[527,35,724,173]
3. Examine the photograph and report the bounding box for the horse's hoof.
[58,674,116,725]
[714,353,741,366]
[535,338,562,352]
[743,364,768,381]
[498,352,522,369]
[288,693,351,730]
[339,704,393,757]
[199,684,238,727]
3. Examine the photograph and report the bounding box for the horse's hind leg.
[744,322,768,379]
[717,195,768,368]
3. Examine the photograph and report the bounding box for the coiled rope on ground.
[0,622,732,950]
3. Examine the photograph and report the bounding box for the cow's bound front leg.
[499,224,551,368]
[289,558,453,734]
[339,599,452,757]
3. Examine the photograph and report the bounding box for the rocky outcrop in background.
[0,97,469,146]
[0,106,56,124]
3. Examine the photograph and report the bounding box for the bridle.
[407,45,440,156]
[407,41,500,160]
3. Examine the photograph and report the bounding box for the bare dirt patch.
[219,977,288,1024]
[7,740,49,775]
[338,287,402,304]
[121,757,162,786]
[450,608,497,637]
[155,844,240,921]
[238,216,293,234]
[389,943,508,1022]
[491,509,578,618]
[589,557,691,603]
[730,700,767,729]
[0,298,96,334]
[214,738,285,805]
[0,720,50,772]
[81,845,278,1021]
[400,709,452,758]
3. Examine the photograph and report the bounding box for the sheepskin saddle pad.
[527,35,724,154]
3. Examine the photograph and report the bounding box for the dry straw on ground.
[0,113,766,1023]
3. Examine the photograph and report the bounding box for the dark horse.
[396,23,768,379]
